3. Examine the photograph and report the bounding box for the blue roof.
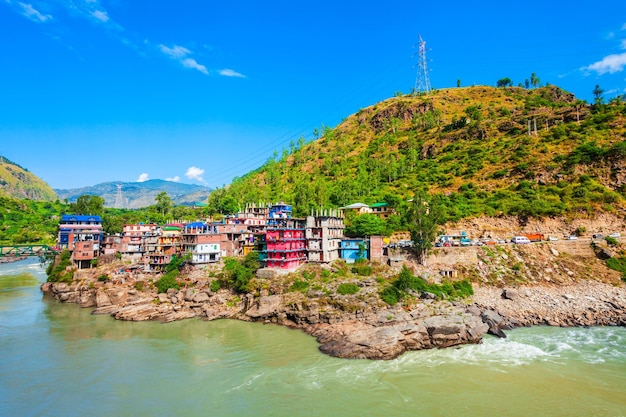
[61,214,102,222]
[184,222,208,229]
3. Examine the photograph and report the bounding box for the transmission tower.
[413,34,431,95]
[114,184,124,209]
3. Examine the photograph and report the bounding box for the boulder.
[96,289,112,307]
[502,288,519,300]
[246,295,283,318]
[193,292,210,303]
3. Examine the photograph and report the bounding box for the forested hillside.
[208,86,626,223]
[0,156,57,201]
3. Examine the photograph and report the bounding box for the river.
[1,258,625,417]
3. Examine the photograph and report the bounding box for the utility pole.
[115,184,124,209]
[413,34,431,95]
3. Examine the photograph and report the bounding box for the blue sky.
[1,1,625,190]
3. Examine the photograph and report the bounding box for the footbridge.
[0,245,59,258]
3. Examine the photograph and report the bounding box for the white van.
[512,236,531,244]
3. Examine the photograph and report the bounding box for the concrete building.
[306,210,345,263]
[182,222,221,264]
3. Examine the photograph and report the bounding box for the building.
[120,223,160,261]
[148,224,182,271]
[339,202,371,215]
[263,203,307,270]
[57,214,104,252]
[340,238,369,263]
[57,214,104,268]
[306,210,345,263]
[182,222,221,264]
[369,203,395,219]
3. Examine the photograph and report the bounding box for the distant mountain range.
[55,179,211,209]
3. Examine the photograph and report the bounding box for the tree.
[593,84,605,105]
[457,79,461,88]
[530,72,540,88]
[404,190,443,265]
[344,213,386,237]
[69,194,105,216]
[154,191,173,218]
[496,78,512,87]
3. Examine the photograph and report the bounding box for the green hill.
[0,156,57,201]
[209,85,626,223]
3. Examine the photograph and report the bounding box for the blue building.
[340,238,369,263]
[57,215,104,251]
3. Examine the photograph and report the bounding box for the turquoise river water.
[1,258,626,417]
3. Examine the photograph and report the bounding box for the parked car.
[548,236,559,241]
[608,232,621,238]
[565,235,578,240]
[592,234,604,239]
[512,236,531,244]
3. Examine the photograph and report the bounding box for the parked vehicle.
[565,235,578,240]
[592,234,604,239]
[608,232,621,238]
[548,236,559,241]
[522,233,544,242]
[512,236,531,244]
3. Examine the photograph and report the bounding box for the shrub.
[209,280,222,292]
[605,236,619,246]
[380,286,402,305]
[97,274,109,282]
[351,264,372,276]
[606,257,626,281]
[290,279,309,292]
[155,270,180,293]
[337,283,360,295]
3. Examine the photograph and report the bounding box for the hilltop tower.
[115,184,124,209]
[413,34,431,95]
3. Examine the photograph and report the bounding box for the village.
[57,201,401,272]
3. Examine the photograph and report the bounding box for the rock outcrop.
[41,271,626,360]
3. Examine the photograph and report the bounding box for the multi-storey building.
[182,222,221,264]
[120,223,160,261]
[57,214,104,268]
[148,224,182,271]
[306,210,345,263]
[263,203,307,270]
[57,214,104,252]
[369,203,395,219]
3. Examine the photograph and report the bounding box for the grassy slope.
[0,157,57,201]
[219,86,626,220]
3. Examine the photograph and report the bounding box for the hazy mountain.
[0,155,57,201]
[55,179,211,209]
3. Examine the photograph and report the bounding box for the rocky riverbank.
[40,263,626,360]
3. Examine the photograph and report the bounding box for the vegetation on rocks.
[45,250,73,283]
[380,265,473,305]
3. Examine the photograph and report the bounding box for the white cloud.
[219,68,245,78]
[165,176,180,182]
[18,2,52,22]
[137,173,149,182]
[91,10,109,22]
[185,166,206,183]
[182,58,208,75]
[159,44,208,75]
[159,44,190,59]
[584,52,626,75]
